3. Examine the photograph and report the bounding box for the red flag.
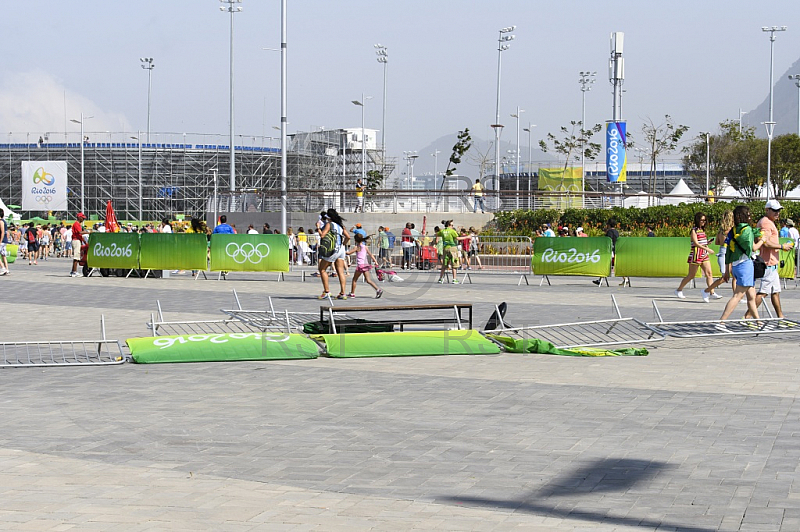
[105,200,120,233]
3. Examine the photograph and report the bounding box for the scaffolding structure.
[0,130,395,220]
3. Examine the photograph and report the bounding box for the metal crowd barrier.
[0,316,126,368]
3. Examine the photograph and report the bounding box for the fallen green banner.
[210,234,290,272]
[139,233,208,270]
[317,330,501,358]
[127,333,319,363]
[87,232,140,269]
[532,237,612,277]
[487,335,648,357]
[615,237,723,278]
[5,244,17,263]
[779,238,795,279]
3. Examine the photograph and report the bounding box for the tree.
[538,121,602,172]
[771,134,800,197]
[443,128,473,179]
[683,120,740,192]
[639,115,688,194]
[365,169,383,193]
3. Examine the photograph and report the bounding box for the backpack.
[318,224,340,257]
[27,229,35,243]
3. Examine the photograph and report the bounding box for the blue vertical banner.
[606,121,627,183]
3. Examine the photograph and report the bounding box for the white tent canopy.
[661,178,697,205]
[0,197,20,221]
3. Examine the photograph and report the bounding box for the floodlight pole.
[140,58,154,143]
[280,0,287,234]
[494,26,515,204]
[579,71,596,206]
[220,0,242,193]
[375,44,388,166]
[762,25,787,200]
[790,74,800,136]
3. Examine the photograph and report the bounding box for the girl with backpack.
[317,209,351,300]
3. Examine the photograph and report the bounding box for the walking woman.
[719,205,764,323]
[703,210,736,298]
[674,211,718,301]
[317,208,351,300]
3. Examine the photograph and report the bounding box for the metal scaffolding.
[1,130,395,220]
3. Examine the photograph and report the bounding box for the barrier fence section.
[532,237,612,277]
[210,234,289,272]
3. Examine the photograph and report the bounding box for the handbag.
[731,230,767,279]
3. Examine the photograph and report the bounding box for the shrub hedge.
[492,200,800,237]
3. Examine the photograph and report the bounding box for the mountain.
[743,56,800,136]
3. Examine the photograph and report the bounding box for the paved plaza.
[2,259,800,531]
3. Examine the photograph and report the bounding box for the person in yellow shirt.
[471,179,485,213]
[354,179,365,213]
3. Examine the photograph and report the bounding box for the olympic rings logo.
[35,196,53,203]
[32,167,56,186]
[225,242,270,264]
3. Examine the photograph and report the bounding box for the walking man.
[471,179,486,213]
[70,212,87,277]
[746,200,794,319]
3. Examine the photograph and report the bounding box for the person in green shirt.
[436,220,467,284]
[377,226,391,268]
[719,205,765,323]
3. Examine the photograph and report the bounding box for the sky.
[1,0,799,177]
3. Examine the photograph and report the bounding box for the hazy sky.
[1,0,799,174]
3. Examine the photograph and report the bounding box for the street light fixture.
[70,113,93,213]
[403,151,419,190]
[494,25,515,200]
[431,150,441,188]
[375,44,388,166]
[220,0,243,193]
[510,107,524,209]
[789,74,800,136]
[140,57,154,143]
[352,94,372,186]
[579,71,596,205]
[762,25,787,200]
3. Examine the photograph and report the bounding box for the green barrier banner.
[487,335,648,357]
[779,238,795,279]
[210,234,290,272]
[87,233,140,269]
[127,333,319,363]
[139,233,207,270]
[5,244,17,263]
[317,330,501,358]
[532,237,612,277]
[615,237,723,278]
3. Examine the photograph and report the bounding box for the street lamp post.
[220,0,242,193]
[432,150,440,188]
[510,107,524,209]
[375,44,388,165]
[738,109,747,134]
[523,124,536,208]
[762,25,787,200]
[280,0,287,233]
[790,74,800,135]
[70,113,93,213]
[140,58,154,143]
[494,26,515,201]
[351,94,372,186]
[579,71,596,206]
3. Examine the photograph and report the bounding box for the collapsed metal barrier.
[483,295,666,349]
[646,299,800,338]
[148,290,331,336]
[0,316,126,368]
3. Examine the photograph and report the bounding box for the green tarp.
[317,330,501,358]
[486,335,648,357]
[127,333,319,363]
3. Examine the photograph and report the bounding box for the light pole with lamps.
[494,26,515,198]
[140,58,154,143]
[220,0,242,193]
[431,150,440,188]
[738,109,747,134]
[403,151,418,190]
[69,114,93,213]
[279,0,287,233]
[789,74,800,135]
[523,124,536,207]
[762,25,787,200]
[579,71,596,205]
[351,94,372,186]
[510,107,524,209]
[375,44,388,164]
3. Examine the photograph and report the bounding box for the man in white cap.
[746,199,794,319]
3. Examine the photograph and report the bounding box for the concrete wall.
[215,212,495,235]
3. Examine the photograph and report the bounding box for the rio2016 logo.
[32,167,56,186]
[540,247,602,264]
